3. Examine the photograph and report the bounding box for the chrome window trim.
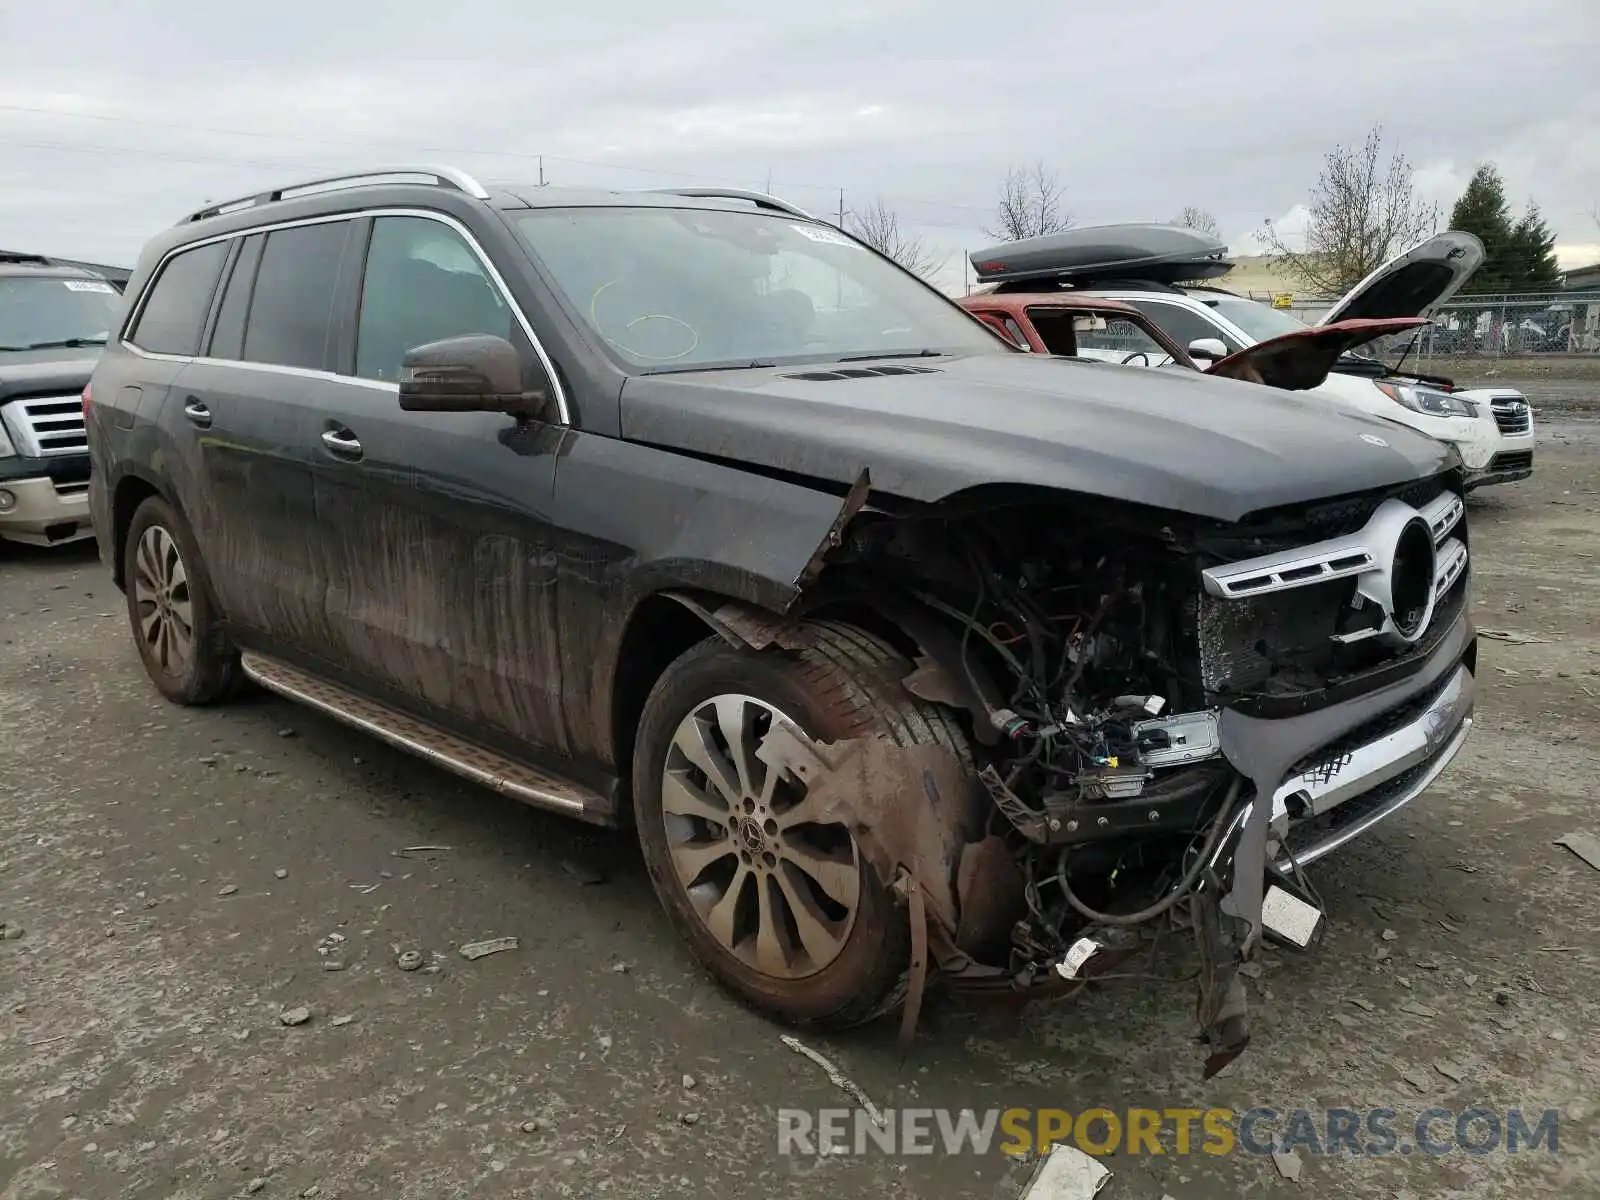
[119,343,400,392]
[120,207,570,424]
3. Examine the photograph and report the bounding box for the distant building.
[1560,262,1600,352]
[1216,254,1318,301]
[1563,261,1600,292]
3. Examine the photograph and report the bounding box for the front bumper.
[0,474,93,545]
[1464,448,1534,490]
[1189,611,1475,1074]
[1214,657,1476,873]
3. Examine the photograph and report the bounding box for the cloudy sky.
[2,0,1596,292]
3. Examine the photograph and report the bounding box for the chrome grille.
[3,393,87,457]
[1198,488,1469,698]
[1490,397,1531,436]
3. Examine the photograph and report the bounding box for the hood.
[1207,318,1429,391]
[620,353,1455,525]
[0,350,99,403]
[1316,231,1484,326]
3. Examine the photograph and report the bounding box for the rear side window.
[128,241,228,356]
[207,233,264,360]
[243,221,352,371]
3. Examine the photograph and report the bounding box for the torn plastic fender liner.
[755,726,985,956]
[660,591,802,651]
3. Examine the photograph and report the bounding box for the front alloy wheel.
[662,693,860,979]
[633,622,971,1028]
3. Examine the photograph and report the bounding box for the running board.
[239,652,610,823]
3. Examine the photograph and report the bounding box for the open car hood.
[1207,318,1429,390]
[1315,231,1484,326]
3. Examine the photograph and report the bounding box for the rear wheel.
[123,495,238,705]
[632,620,968,1027]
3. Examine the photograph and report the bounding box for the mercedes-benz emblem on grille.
[1388,517,1437,638]
[1359,433,1389,447]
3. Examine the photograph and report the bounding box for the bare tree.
[1259,125,1439,295]
[846,199,942,279]
[1173,206,1220,239]
[984,162,1072,242]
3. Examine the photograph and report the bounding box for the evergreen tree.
[1448,164,1515,293]
[1509,204,1561,291]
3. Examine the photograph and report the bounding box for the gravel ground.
[3,424,1598,1200]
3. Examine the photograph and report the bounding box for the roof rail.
[182,166,491,224]
[650,187,818,222]
[0,250,54,266]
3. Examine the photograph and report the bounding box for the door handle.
[321,428,364,460]
[183,398,212,428]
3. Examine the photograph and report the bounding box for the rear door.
[174,217,359,661]
[119,239,232,533]
[309,212,573,752]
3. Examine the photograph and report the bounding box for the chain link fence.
[1261,290,1600,359]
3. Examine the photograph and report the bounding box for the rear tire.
[123,495,238,705]
[632,619,968,1028]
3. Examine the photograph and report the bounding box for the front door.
[311,213,574,755]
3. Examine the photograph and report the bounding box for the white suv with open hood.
[969,228,1534,489]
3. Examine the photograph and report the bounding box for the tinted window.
[129,242,228,355]
[207,234,264,360]
[356,216,513,382]
[243,221,351,370]
[1125,300,1240,353]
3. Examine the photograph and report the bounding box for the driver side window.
[1073,317,1170,364]
[355,216,514,382]
[1125,300,1239,354]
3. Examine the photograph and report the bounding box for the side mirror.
[1188,337,1229,361]
[398,335,552,419]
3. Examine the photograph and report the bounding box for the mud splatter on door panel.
[310,394,573,755]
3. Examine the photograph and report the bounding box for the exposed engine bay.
[831,497,1242,979]
[754,476,1474,1074]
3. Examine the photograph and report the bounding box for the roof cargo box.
[971,223,1231,287]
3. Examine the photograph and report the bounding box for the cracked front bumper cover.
[1194,611,1475,1076]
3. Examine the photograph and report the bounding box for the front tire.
[123,495,238,705]
[632,620,967,1028]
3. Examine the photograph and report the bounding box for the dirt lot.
[3,425,1598,1200]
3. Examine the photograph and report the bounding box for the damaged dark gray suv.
[87,167,1476,1073]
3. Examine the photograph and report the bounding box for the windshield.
[514,207,1002,371]
[1191,294,1308,344]
[0,276,120,351]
